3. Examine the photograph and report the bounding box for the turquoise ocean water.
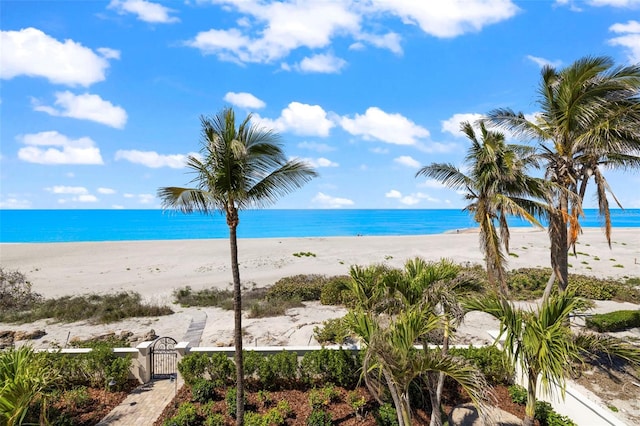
[0,209,639,243]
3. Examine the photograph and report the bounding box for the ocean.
[0,209,639,243]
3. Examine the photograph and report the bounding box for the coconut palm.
[158,107,317,425]
[485,56,640,297]
[416,121,546,294]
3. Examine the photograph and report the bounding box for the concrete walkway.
[96,377,183,425]
[97,311,207,425]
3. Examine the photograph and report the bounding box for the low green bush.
[300,348,361,388]
[306,409,333,426]
[376,403,399,426]
[178,353,211,386]
[449,346,513,385]
[509,385,576,426]
[313,317,351,345]
[0,267,43,311]
[247,296,304,318]
[191,379,217,403]
[163,402,200,426]
[173,286,233,307]
[179,352,235,387]
[320,276,351,305]
[267,274,328,301]
[258,350,299,390]
[204,413,225,426]
[585,310,640,332]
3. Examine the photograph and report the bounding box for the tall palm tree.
[158,107,317,425]
[416,121,546,294]
[486,56,640,297]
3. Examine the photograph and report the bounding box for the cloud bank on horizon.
[1,0,639,210]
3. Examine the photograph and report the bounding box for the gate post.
[136,341,154,383]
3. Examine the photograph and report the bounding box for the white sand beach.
[1,227,638,348]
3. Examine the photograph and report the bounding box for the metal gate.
[150,336,177,379]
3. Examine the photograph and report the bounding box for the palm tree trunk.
[524,370,537,426]
[548,197,569,293]
[382,369,407,426]
[228,218,245,426]
[430,320,450,426]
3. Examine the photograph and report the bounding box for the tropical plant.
[346,307,488,426]
[416,121,546,294]
[486,56,640,298]
[158,107,317,424]
[0,346,60,426]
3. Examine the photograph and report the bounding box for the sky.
[1,0,640,210]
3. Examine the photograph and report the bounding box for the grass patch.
[509,252,519,258]
[174,286,234,307]
[613,264,624,268]
[0,291,173,324]
[585,310,640,332]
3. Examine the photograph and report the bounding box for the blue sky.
[1,0,639,210]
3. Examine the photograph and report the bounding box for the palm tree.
[344,258,487,426]
[486,56,640,297]
[346,307,488,426]
[466,292,640,426]
[158,107,317,425]
[416,121,546,294]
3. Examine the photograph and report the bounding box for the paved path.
[182,309,207,347]
[97,311,207,425]
[96,378,183,425]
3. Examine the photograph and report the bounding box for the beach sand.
[1,227,638,348]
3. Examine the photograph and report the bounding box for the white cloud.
[0,197,32,209]
[372,0,520,38]
[589,0,640,7]
[187,0,517,65]
[399,192,440,206]
[526,55,562,68]
[115,150,192,168]
[255,102,335,136]
[98,187,116,194]
[385,189,402,198]
[0,28,117,86]
[33,91,127,128]
[45,186,88,194]
[312,192,354,208]
[608,20,640,63]
[97,47,121,60]
[340,107,429,145]
[138,194,155,204]
[418,179,447,189]
[108,0,179,23]
[441,113,484,137]
[17,131,104,165]
[75,194,98,203]
[294,52,347,73]
[394,155,421,168]
[297,141,335,152]
[223,91,266,109]
[371,147,389,154]
[299,157,339,168]
[186,1,361,63]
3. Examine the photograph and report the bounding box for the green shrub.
[178,353,211,386]
[508,384,527,405]
[376,403,399,426]
[313,317,351,345]
[163,402,199,426]
[300,348,361,388]
[173,286,233,307]
[208,352,235,385]
[585,310,640,332]
[78,342,131,391]
[320,276,351,305]
[247,297,304,318]
[203,413,225,426]
[226,387,239,418]
[258,350,299,389]
[191,379,217,403]
[306,409,333,426]
[267,275,328,301]
[449,346,513,385]
[243,350,263,379]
